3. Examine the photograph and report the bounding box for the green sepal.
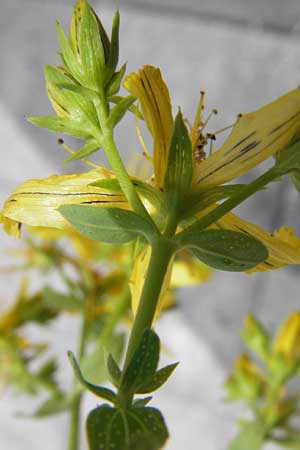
[107,64,126,97]
[44,69,100,128]
[58,205,158,244]
[63,140,100,163]
[106,10,120,77]
[107,353,122,388]
[107,95,136,129]
[27,115,94,139]
[68,351,116,403]
[120,329,160,394]
[78,1,106,90]
[92,6,110,63]
[137,362,179,394]
[176,229,268,272]
[164,109,193,210]
[86,404,169,450]
[56,21,84,85]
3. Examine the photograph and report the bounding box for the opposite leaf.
[68,351,116,403]
[176,229,268,271]
[87,404,169,450]
[59,205,158,244]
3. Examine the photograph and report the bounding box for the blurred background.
[1,0,300,449]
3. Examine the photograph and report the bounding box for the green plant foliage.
[59,205,158,244]
[164,110,193,211]
[86,404,169,450]
[176,229,268,271]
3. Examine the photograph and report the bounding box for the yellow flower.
[125,65,300,273]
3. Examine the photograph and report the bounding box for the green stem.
[94,95,152,222]
[67,315,89,450]
[186,167,279,233]
[121,237,174,373]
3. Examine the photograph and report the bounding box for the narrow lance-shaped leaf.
[176,229,268,272]
[120,329,160,394]
[164,109,193,210]
[137,362,179,394]
[63,140,100,163]
[106,64,126,97]
[107,95,137,129]
[107,353,122,388]
[68,351,116,403]
[27,116,94,140]
[59,205,158,244]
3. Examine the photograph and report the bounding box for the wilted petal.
[1,168,129,236]
[214,211,300,272]
[124,65,173,189]
[193,89,300,189]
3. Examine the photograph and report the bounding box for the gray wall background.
[1,1,300,449]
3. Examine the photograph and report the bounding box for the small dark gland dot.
[58,138,64,144]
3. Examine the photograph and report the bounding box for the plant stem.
[67,315,89,450]
[94,95,153,223]
[121,237,174,373]
[184,167,279,233]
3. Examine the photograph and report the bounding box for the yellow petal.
[214,212,300,272]
[193,89,300,189]
[273,311,300,360]
[1,168,128,234]
[129,246,174,321]
[124,65,173,189]
[170,253,212,288]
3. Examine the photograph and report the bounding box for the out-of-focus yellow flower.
[273,312,300,362]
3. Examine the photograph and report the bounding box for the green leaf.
[110,95,143,118]
[107,353,122,388]
[68,351,116,403]
[290,169,300,192]
[58,205,158,244]
[87,405,169,450]
[176,229,268,272]
[107,10,120,75]
[36,358,57,385]
[43,287,82,312]
[78,1,105,89]
[32,393,71,417]
[92,7,111,63]
[56,83,97,101]
[106,64,126,97]
[138,362,179,394]
[164,109,193,210]
[56,22,84,84]
[275,140,300,174]
[63,140,100,163]
[90,177,163,211]
[132,397,153,407]
[27,116,93,139]
[107,95,136,129]
[180,184,245,219]
[121,329,160,394]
